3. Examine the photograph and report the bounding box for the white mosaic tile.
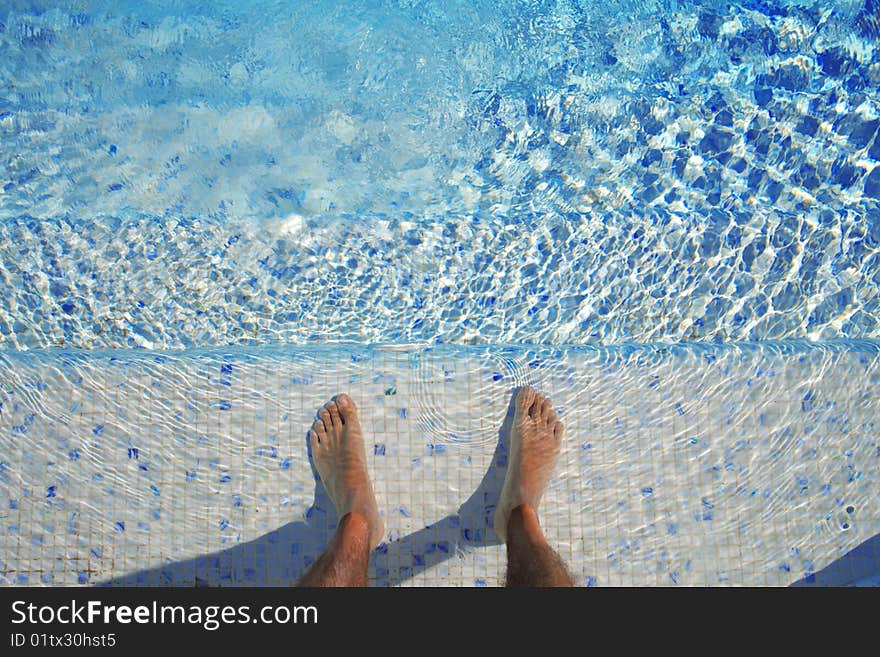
[0,341,877,587]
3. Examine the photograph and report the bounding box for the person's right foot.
[493,385,564,542]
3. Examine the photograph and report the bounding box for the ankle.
[506,504,546,546]
[338,511,370,537]
[332,511,371,552]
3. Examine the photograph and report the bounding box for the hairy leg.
[505,504,573,587]
[298,512,371,587]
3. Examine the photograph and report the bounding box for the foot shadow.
[99,434,337,586]
[789,533,880,587]
[98,390,517,587]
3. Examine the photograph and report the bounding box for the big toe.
[517,386,536,414]
[335,393,357,422]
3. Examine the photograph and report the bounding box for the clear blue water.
[2,0,880,348]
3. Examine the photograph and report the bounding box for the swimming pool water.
[2,1,880,587]
[2,0,880,349]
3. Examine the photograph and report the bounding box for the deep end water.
[2,0,880,349]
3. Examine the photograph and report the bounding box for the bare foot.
[309,394,384,549]
[493,385,564,542]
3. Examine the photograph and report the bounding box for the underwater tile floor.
[0,341,878,587]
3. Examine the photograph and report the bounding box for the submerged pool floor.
[1,340,877,586]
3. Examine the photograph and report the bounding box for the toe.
[529,392,543,419]
[319,409,332,434]
[540,397,552,419]
[553,421,564,443]
[336,393,355,423]
[326,401,342,428]
[546,406,557,425]
[309,428,321,447]
[517,386,534,413]
[311,418,326,442]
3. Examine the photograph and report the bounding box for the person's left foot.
[309,394,384,549]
